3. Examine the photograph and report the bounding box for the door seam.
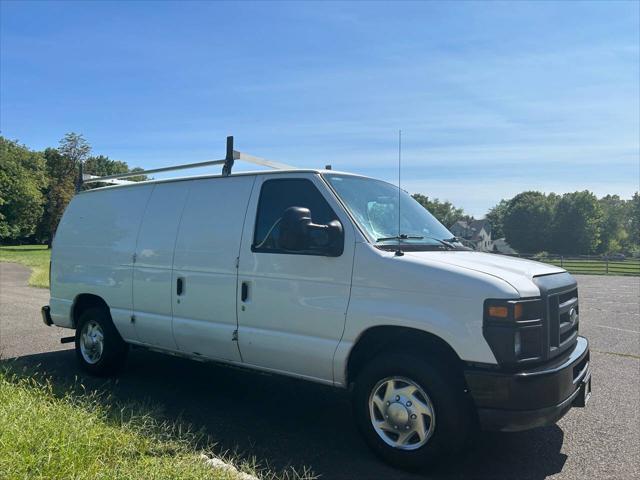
[130,185,155,340]
[233,175,258,362]
[168,182,194,351]
[331,238,357,385]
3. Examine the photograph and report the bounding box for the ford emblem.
[569,307,578,323]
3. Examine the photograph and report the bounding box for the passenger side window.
[253,178,339,254]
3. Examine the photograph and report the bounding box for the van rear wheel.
[353,352,472,470]
[75,307,128,376]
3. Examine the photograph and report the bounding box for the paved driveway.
[1,262,638,479]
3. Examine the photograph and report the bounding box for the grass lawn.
[0,245,51,288]
[0,366,269,480]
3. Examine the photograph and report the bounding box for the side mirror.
[279,207,344,256]
[322,220,344,257]
[280,207,312,251]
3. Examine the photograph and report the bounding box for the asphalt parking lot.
[1,262,638,480]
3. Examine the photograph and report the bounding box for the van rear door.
[171,175,256,362]
[51,185,153,337]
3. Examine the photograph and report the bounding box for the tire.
[353,351,473,470]
[75,307,128,376]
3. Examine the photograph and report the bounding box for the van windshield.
[323,174,462,249]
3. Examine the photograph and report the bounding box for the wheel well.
[346,326,465,386]
[71,294,109,328]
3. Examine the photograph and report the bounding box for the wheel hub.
[369,376,436,450]
[387,401,410,426]
[79,320,104,365]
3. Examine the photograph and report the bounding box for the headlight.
[483,298,544,366]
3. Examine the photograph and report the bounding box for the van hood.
[404,251,565,297]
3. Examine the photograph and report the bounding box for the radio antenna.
[395,129,404,257]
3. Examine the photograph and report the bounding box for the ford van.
[42,139,591,469]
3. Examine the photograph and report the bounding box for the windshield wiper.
[376,234,424,242]
[376,234,458,250]
[435,237,457,250]
[382,234,459,249]
[376,233,458,250]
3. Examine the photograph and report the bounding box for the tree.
[485,199,509,239]
[502,191,555,253]
[37,133,91,244]
[36,148,74,244]
[0,137,47,242]
[84,155,129,177]
[551,191,603,254]
[58,132,91,168]
[597,195,628,254]
[83,155,148,186]
[627,192,640,250]
[412,194,469,227]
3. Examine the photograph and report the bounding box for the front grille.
[549,287,579,356]
[533,273,579,361]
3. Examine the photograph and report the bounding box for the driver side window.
[253,178,338,254]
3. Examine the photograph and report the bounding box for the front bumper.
[465,336,590,432]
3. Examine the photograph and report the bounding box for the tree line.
[0,133,145,246]
[413,190,639,256]
[1,133,638,255]
[487,191,639,255]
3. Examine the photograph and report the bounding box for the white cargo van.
[42,139,591,469]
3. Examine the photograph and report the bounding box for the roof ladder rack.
[79,136,296,189]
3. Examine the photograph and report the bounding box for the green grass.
[0,366,276,480]
[0,245,51,288]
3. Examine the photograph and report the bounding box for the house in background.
[450,219,494,252]
[450,219,516,254]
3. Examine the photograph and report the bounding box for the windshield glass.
[323,174,454,246]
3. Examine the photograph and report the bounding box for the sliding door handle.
[241,282,248,302]
[176,277,184,296]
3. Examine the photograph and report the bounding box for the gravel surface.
[1,262,638,480]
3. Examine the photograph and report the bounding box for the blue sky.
[1,1,638,216]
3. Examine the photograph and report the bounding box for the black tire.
[75,307,128,376]
[353,351,473,470]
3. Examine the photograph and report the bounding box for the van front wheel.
[75,307,128,376]
[353,352,472,470]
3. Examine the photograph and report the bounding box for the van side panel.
[132,182,190,349]
[50,185,154,338]
[171,176,256,361]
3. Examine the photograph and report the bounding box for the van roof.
[78,168,372,194]
[78,136,383,194]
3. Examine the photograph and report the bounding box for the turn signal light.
[485,299,543,322]
[488,306,509,318]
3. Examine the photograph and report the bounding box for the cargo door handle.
[241,282,249,302]
[176,277,184,296]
